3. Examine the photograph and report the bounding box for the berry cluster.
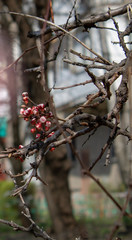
[18,92,55,161]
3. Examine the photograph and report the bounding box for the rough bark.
[40,145,77,240]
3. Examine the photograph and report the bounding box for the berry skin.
[36,122,42,130]
[26,107,32,115]
[20,108,25,115]
[19,145,24,149]
[37,104,45,111]
[45,126,50,131]
[50,147,55,152]
[48,111,53,118]
[23,110,28,116]
[31,128,36,133]
[36,133,41,138]
[40,116,46,123]
[24,117,29,121]
[31,118,37,125]
[23,96,28,104]
[45,121,51,128]
[22,92,28,97]
[32,106,39,115]
[23,108,32,117]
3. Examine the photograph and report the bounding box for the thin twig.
[0,11,111,65]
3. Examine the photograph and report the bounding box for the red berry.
[32,106,39,115]
[23,109,31,117]
[19,145,23,149]
[36,122,42,130]
[26,107,32,115]
[23,110,28,116]
[24,117,29,121]
[37,103,45,111]
[23,96,28,104]
[22,92,28,97]
[31,128,36,133]
[45,121,51,128]
[48,111,53,117]
[40,116,46,123]
[45,126,50,131]
[20,108,25,115]
[50,147,55,152]
[31,118,37,125]
[36,133,41,138]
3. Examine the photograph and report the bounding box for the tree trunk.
[39,145,78,240]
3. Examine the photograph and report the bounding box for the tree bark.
[40,145,78,240]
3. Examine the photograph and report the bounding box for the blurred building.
[48,0,131,198]
[0,32,11,180]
